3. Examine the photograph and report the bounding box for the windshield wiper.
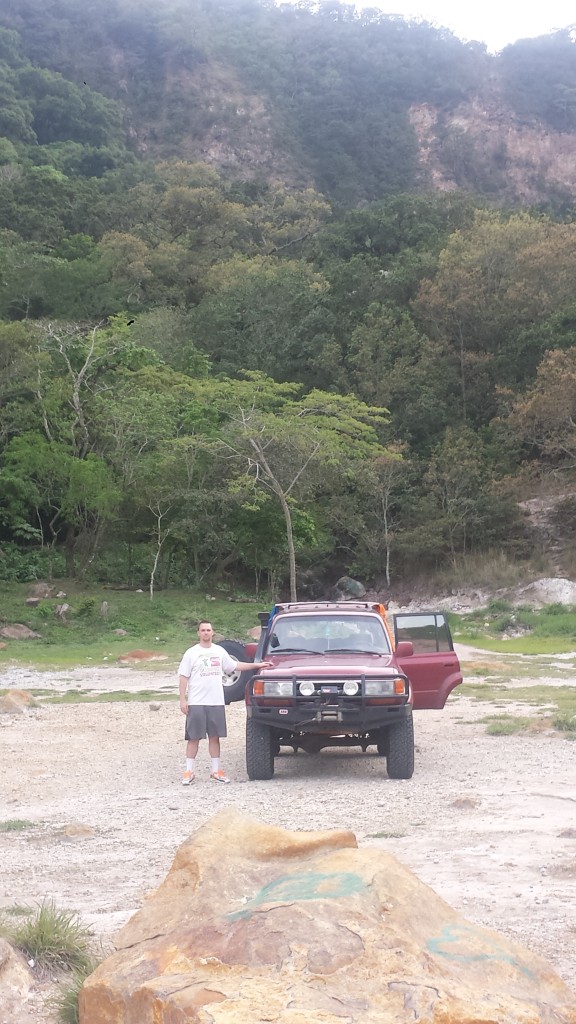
[268,647,325,655]
[327,647,381,654]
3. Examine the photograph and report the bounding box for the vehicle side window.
[394,614,452,653]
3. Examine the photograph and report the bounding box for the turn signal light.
[253,678,294,697]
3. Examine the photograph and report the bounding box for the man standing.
[178,620,271,784]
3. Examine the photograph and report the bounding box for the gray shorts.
[185,705,227,741]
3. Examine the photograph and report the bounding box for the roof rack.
[274,602,380,612]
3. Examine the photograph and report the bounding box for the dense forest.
[1,0,576,596]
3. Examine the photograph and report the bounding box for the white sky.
[366,1,576,53]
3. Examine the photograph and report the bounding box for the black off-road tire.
[386,712,415,779]
[219,639,253,704]
[246,717,275,780]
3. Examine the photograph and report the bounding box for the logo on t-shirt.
[210,657,220,667]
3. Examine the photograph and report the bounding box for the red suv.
[228,601,462,781]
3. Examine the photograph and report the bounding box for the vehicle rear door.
[393,612,462,710]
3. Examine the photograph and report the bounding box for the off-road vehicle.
[223,601,462,781]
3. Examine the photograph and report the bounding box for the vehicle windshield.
[266,614,391,655]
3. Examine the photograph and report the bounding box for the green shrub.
[486,598,513,614]
[76,597,96,618]
[545,603,567,615]
[0,544,65,582]
[81,543,151,586]
[491,614,517,633]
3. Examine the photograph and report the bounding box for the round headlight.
[299,680,315,696]
[343,680,359,696]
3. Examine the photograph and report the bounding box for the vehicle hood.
[261,653,403,676]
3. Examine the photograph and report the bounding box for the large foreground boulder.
[80,809,576,1024]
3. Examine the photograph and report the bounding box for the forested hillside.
[1,0,576,596]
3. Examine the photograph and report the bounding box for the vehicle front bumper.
[247,698,411,733]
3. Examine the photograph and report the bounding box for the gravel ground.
[0,647,575,1020]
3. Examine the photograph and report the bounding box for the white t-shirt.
[178,643,238,706]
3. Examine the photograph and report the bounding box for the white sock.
[186,758,196,772]
[211,758,220,773]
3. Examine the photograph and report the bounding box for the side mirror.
[395,640,414,658]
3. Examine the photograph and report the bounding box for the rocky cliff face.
[125,56,311,189]
[153,76,576,207]
[410,82,576,206]
[115,43,576,207]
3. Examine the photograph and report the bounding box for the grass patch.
[461,682,575,707]
[457,633,576,655]
[0,687,176,705]
[481,715,536,735]
[453,600,576,654]
[552,711,576,733]
[0,819,36,832]
[3,904,34,916]
[40,689,176,705]
[461,683,576,735]
[0,581,263,669]
[0,899,96,974]
[462,660,573,681]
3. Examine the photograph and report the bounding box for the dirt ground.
[1,644,575,1020]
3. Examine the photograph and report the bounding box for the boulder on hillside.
[79,809,576,1024]
[333,575,367,600]
[26,582,54,599]
[0,624,41,640]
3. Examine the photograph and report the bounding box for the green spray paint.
[227,871,366,921]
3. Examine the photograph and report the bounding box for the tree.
[504,347,576,473]
[128,435,220,598]
[188,256,336,386]
[203,372,389,600]
[423,426,489,566]
[0,232,65,319]
[413,211,576,420]
[357,446,407,587]
[1,432,119,576]
[500,31,576,131]
[347,302,460,452]
[0,320,39,438]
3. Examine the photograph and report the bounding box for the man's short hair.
[198,620,212,628]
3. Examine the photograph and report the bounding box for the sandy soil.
[1,645,575,1019]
